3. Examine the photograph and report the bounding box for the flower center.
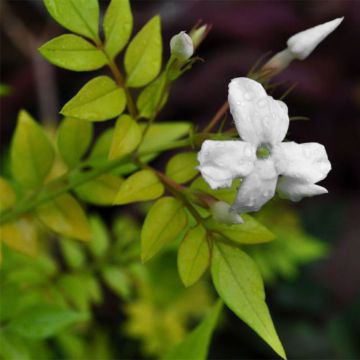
[256,144,271,159]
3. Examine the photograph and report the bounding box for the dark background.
[1,1,360,358]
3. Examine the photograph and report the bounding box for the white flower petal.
[211,201,244,224]
[231,158,278,213]
[197,140,256,189]
[273,141,331,183]
[228,77,289,146]
[277,177,328,201]
[287,17,344,60]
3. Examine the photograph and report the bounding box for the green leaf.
[109,114,142,160]
[36,194,91,241]
[137,73,168,118]
[89,215,110,258]
[163,300,223,360]
[124,16,162,87]
[139,122,191,153]
[166,152,198,184]
[191,177,240,204]
[74,174,123,206]
[207,214,275,245]
[44,0,99,42]
[114,169,164,205]
[211,242,286,359]
[61,76,126,121]
[60,238,86,269]
[103,0,133,59]
[102,266,131,299]
[39,34,107,71]
[57,117,93,168]
[9,305,88,339]
[0,177,16,213]
[0,332,30,360]
[141,196,187,262]
[11,110,55,188]
[178,224,210,287]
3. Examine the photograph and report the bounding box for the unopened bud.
[170,31,194,61]
[210,201,243,225]
[189,24,208,49]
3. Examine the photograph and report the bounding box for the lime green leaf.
[89,128,114,165]
[60,238,86,269]
[139,122,191,153]
[178,224,210,287]
[57,117,93,168]
[0,83,11,97]
[104,0,133,59]
[163,300,223,360]
[211,242,286,359]
[207,214,275,245]
[89,215,110,258]
[0,332,30,360]
[74,174,123,206]
[9,305,88,339]
[61,76,126,121]
[166,152,198,184]
[39,34,107,71]
[191,177,240,203]
[137,73,168,118]
[0,178,16,213]
[114,169,164,205]
[109,114,142,160]
[141,196,187,262]
[44,0,99,42]
[11,110,55,188]
[102,266,131,299]
[124,16,162,87]
[0,216,38,257]
[36,194,91,241]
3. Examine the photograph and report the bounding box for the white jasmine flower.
[264,17,343,74]
[210,201,244,224]
[170,31,194,61]
[198,77,331,214]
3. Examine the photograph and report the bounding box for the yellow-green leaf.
[60,238,86,269]
[11,110,55,188]
[102,266,131,299]
[0,217,38,257]
[39,34,107,72]
[166,152,198,184]
[211,242,286,359]
[44,0,100,42]
[141,196,187,262]
[89,215,110,258]
[124,16,162,87]
[207,214,275,245]
[103,0,133,59]
[36,194,91,241]
[114,170,164,205]
[178,225,210,287]
[57,117,93,168]
[109,114,142,160]
[61,76,126,121]
[0,178,16,213]
[74,174,123,206]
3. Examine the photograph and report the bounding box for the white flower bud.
[287,17,344,60]
[210,201,243,225]
[170,31,194,61]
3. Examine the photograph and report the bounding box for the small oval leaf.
[178,225,210,287]
[109,114,142,160]
[166,152,199,184]
[39,34,107,71]
[124,15,162,87]
[61,76,126,121]
[114,170,164,205]
[141,196,187,262]
[57,117,93,168]
[36,194,91,241]
[103,0,133,59]
[11,110,55,188]
[0,178,16,213]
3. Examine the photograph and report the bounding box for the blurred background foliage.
[1,0,359,359]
